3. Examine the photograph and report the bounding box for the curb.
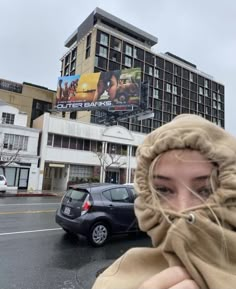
[0,193,63,198]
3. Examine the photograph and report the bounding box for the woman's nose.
[174,191,201,211]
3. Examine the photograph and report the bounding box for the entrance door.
[105,171,120,184]
[18,168,29,189]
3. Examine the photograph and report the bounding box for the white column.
[100,141,107,183]
[126,145,132,183]
[128,146,132,183]
[38,113,50,190]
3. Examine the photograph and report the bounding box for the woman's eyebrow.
[193,175,211,181]
[153,175,171,180]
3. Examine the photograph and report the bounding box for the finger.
[169,279,200,289]
[138,266,191,289]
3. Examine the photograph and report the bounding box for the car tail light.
[4,180,7,185]
[81,195,91,216]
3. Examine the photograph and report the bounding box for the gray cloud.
[0,0,235,134]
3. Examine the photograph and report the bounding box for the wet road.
[0,196,151,289]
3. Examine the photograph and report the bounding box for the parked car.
[0,175,8,193]
[55,183,139,246]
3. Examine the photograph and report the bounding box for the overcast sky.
[1,0,236,134]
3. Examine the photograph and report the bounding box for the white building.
[33,113,146,191]
[0,100,40,190]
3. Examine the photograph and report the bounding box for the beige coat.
[92,115,236,289]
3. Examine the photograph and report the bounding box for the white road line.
[0,228,62,236]
[0,203,60,206]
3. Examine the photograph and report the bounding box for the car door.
[102,186,136,233]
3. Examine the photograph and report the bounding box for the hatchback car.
[0,175,7,193]
[55,183,139,246]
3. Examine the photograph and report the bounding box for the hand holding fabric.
[138,266,200,289]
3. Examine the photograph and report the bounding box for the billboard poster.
[55,68,141,111]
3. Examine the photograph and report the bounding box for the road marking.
[0,209,56,215]
[0,203,60,206]
[0,228,62,236]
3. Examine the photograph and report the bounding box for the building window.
[54,135,62,148]
[163,113,171,122]
[0,79,22,93]
[85,33,91,59]
[65,55,70,66]
[154,68,159,78]
[173,105,180,115]
[199,87,203,95]
[86,33,91,47]
[62,136,70,149]
[154,79,158,89]
[165,61,173,73]
[148,66,153,76]
[113,38,121,51]
[85,47,91,59]
[125,56,132,67]
[100,32,108,46]
[3,134,28,151]
[198,95,204,104]
[47,133,53,146]
[69,165,93,181]
[71,48,77,60]
[166,83,172,93]
[183,69,189,80]
[71,60,76,71]
[125,44,132,56]
[153,89,159,98]
[173,86,177,95]
[174,65,181,76]
[190,72,193,82]
[190,101,197,110]
[95,56,107,70]
[69,137,77,149]
[2,112,15,124]
[174,96,180,105]
[99,46,108,58]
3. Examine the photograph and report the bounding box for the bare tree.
[94,150,126,183]
[0,144,21,175]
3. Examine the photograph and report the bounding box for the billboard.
[55,68,141,111]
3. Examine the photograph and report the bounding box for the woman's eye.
[155,187,172,195]
[197,187,212,198]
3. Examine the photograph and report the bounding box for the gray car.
[55,183,139,246]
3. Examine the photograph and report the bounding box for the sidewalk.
[0,189,65,197]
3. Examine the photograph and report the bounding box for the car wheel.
[89,222,109,247]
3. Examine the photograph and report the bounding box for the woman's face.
[106,75,118,100]
[153,149,214,211]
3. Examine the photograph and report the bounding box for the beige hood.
[134,114,236,288]
[93,115,236,289]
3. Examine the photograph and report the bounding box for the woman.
[92,114,236,289]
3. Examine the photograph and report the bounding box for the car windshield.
[0,176,5,181]
[65,188,88,201]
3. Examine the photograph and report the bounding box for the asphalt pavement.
[0,196,151,289]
